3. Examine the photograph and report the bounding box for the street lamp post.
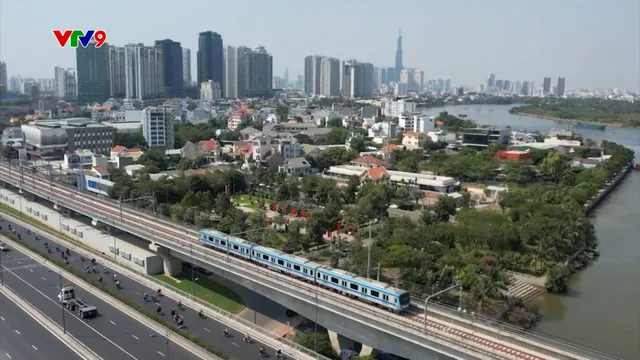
[0,250,4,286]
[423,283,462,332]
[49,269,67,334]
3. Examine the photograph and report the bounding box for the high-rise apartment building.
[556,77,565,96]
[197,31,224,91]
[413,69,424,92]
[487,73,496,89]
[54,67,77,100]
[182,48,191,86]
[123,44,165,101]
[444,79,451,92]
[374,68,387,89]
[223,45,247,99]
[341,60,373,98]
[304,55,324,95]
[76,43,110,104]
[319,57,340,96]
[141,107,173,149]
[395,29,403,81]
[155,39,184,98]
[108,45,126,98]
[244,46,273,98]
[0,62,7,87]
[543,77,551,95]
[200,80,221,101]
[520,81,530,96]
[386,67,396,83]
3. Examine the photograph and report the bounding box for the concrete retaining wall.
[583,163,632,215]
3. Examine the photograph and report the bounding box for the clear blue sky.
[1,0,638,90]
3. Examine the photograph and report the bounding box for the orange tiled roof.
[352,154,385,166]
[404,131,418,137]
[111,145,127,153]
[380,144,400,153]
[92,166,109,175]
[364,166,390,181]
[235,142,253,153]
[129,147,142,153]
[201,139,220,151]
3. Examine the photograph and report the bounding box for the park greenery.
[510,98,640,127]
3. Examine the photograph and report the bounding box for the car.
[0,243,9,252]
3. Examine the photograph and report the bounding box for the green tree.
[546,263,570,293]
[293,331,334,358]
[326,117,343,127]
[114,131,147,149]
[350,136,367,152]
[537,151,569,182]
[137,149,169,173]
[1,145,15,160]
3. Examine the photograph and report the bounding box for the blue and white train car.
[199,229,253,259]
[251,245,321,282]
[315,267,410,312]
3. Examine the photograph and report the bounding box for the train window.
[271,257,275,262]
[232,245,238,250]
[303,269,307,274]
[277,259,284,266]
[383,295,389,301]
[262,254,269,260]
[370,290,380,297]
[286,263,291,268]
[350,283,358,290]
[220,241,226,246]
[293,265,301,271]
[362,288,368,294]
[310,271,314,276]
[341,281,347,287]
[331,277,339,284]
[252,251,255,256]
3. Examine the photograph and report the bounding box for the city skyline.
[0,0,638,90]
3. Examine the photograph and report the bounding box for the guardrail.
[0,162,616,360]
[0,170,516,360]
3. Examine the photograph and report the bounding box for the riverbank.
[509,109,628,128]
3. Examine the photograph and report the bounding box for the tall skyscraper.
[154,39,184,98]
[76,43,110,104]
[0,62,7,87]
[413,69,424,92]
[487,73,496,89]
[54,67,77,100]
[244,46,273,98]
[123,44,164,101]
[304,55,324,95]
[395,29,403,81]
[223,45,247,99]
[283,68,289,86]
[319,57,340,96]
[556,77,566,96]
[521,81,530,95]
[341,60,373,98]
[182,48,191,86]
[197,31,224,91]
[542,77,551,95]
[386,67,396,83]
[108,45,126,98]
[444,79,451,92]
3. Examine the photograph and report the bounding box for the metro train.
[198,228,411,312]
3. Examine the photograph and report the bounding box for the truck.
[57,286,98,319]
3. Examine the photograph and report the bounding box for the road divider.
[0,232,232,360]
[0,282,103,360]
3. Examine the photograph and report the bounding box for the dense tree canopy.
[510,98,640,127]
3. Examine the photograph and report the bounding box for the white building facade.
[141,107,173,149]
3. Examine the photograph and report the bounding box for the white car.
[0,243,9,252]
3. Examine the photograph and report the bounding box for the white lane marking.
[41,277,46,281]
[28,269,33,272]
[5,352,11,359]
[131,334,139,340]
[157,351,165,357]
[110,320,116,326]
[231,342,239,347]
[14,330,20,335]
[134,292,140,296]
[17,262,21,265]
[31,345,38,351]
[203,327,211,332]
[1,316,5,321]
[2,263,139,360]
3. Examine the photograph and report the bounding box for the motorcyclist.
[156,305,162,314]
[55,245,59,252]
[115,280,121,288]
[177,301,183,310]
[98,276,103,283]
[223,328,229,337]
[156,288,162,296]
[112,274,117,281]
[276,349,282,358]
[66,249,70,255]
[198,309,205,318]
[143,293,148,301]
[243,334,251,343]
[259,346,266,356]
[170,309,176,317]
[44,242,48,248]
[151,294,156,302]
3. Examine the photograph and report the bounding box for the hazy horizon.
[0,0,638,90]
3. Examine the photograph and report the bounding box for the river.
[421,104,640,359]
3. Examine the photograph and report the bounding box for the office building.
[123,44,165,102]
[503,80,511,92]
[520,81,530,96]
[460,127,510,148]
[21,118,116,160]
[223,45,248,99]
[386,67,396,83]
[543,77,551,95]
[0,62,6,87]
[197,31,224,91]
[38,78,55,92]
[495,80,503,91]
[244,46,273,98]
[108,45,126,98]
[76,43,110,104]
[444,79,451,92]
[155,39,184,98]
[319,57,340,96]
[54,67,77,100]
[395,29,403,81]
[399,114,434,134]
[141,107,173,149]
[29,85,40,102]
[374,68,386,90]
[182,48,191,86]
[304,55,324,95]
[487,73,496,89]
[556,77,566,96]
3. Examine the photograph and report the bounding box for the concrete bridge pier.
[149,243,182,276]
[328,330,355,355]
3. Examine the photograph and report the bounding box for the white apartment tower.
[108,45,126,98]
[54,67,77,100]
[0,62,7,87]
[319,57,340,96]
[223,45,247,99]
[182,48,191,86]
[341,60,374,98]
[304,55,324,95]
[141,107,174,149]
[123,44,164,101]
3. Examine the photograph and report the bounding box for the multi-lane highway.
[0,291,85,360]
[0,234,205,360]
[0,216,288,360]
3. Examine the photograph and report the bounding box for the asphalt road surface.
[0,237,203,360]
[0,215,289,359]
[0,291,84,360]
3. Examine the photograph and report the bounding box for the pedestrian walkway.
[505,277,544,303]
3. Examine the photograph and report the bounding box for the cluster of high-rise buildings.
[303,30,428,97]
[485,73,566,97]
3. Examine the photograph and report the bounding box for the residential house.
[239,126,262,139]
[496,150,533,162]
[233,141,253,162]
[351,154,385,169]
[278,157,315,175]
[402,131,422,150]
[110,145,143,162]
[360,166,391,183]
[86,166,110,180]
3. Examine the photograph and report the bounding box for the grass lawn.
[231,194,270,211]
[152,266,245,314]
